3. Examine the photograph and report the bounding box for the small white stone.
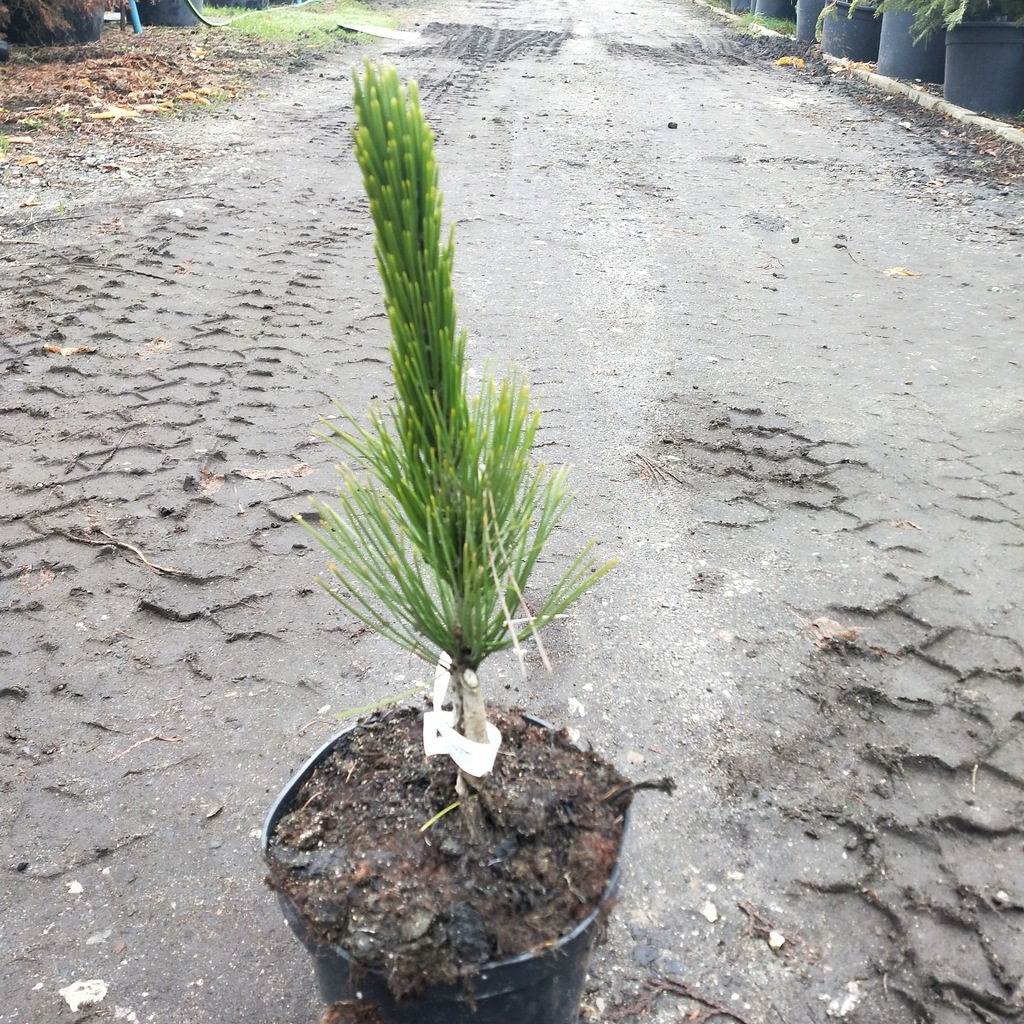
[699,900,718,923]
[59,980,107,1012]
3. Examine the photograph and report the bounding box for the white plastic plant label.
[423,653,502,776]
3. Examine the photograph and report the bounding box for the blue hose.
[126,0,143,32]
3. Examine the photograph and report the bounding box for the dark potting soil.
[264,707,632,999]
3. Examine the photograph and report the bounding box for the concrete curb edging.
[691,0,1024,151]
[832,63,1024,150]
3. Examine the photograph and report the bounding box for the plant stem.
[451,664,488,837]
[451,665,489,768]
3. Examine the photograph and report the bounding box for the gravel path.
[2,2,1022,1021]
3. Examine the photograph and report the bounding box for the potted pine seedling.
[262,62,667,1024]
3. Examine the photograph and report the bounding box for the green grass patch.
[736,11,796,32]
[204,0,395,46]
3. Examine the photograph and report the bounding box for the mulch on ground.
[0,17,348,219]
[0,18,325,129]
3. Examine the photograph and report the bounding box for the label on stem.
[423,653,502,776]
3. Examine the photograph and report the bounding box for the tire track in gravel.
[653,388,1024,1020]
[402,23,569,102]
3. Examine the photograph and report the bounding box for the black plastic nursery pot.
[944,21,1024,117]
[877,9,945,83]
[263,722,627,1024]
[137,0,204,25]
[753,0,796,19]
[4,0,103,45]
[796,0,827,42]
[820,1,882,61]
[730,0,752,15]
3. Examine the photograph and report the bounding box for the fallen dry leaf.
[5,135,35,145]
[137,337,174,357]
[892,518,922,530]
[18,155,43,167]
[45,345,97,357]
[774,56,805,68]
[883,266,922,278]
[199,472,226,497]
[235,463,312,481]
[810,616,863,646]
[88,106,140,122]
[18,565,56,591]
[831,58,874,72]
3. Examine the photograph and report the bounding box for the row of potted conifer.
[803,0,1024,119]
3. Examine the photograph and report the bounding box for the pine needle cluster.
[299,63,614,702]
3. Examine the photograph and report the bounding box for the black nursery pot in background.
[4,0,103,45]
[137,0,204,25]
[754,0,797,19]
[821,1,883,61]
[943,21,1024,117]
[877,8,946,82]
[796,0,828,42]
[262,724,629,1024]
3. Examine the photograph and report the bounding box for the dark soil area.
[266,707,632,998]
